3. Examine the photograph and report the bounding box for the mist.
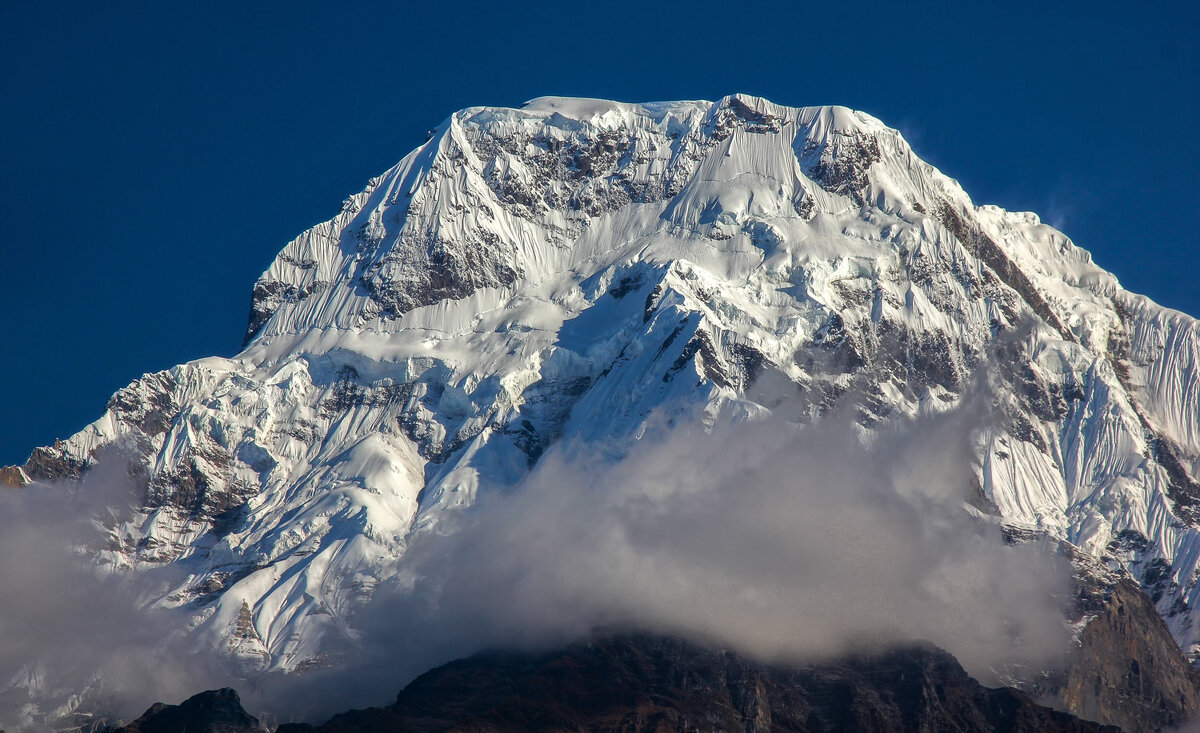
[0,452,229,729]
[255,387,1073,721]
[0,381,1075,727]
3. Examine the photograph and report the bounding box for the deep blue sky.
[1,1,1197,464]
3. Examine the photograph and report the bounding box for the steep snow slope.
[10,95,1200,683]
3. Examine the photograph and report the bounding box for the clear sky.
[1,1,1197,465]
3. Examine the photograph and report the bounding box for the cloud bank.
[0,383,1073,727]
[270,390,1072,720]
[0,454,228,729]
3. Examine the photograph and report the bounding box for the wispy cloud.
[0,364,1073,727]
[0,451,228,729]
[269,380,1072,721]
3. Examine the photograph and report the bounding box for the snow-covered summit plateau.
[11,94,1200,678]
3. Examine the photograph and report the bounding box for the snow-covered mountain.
[9,94,1200,692]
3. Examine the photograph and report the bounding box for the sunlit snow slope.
[11,95,1200,674]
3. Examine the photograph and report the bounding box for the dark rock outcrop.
[992,535,1200,731]
[100,578,1200,733]
[283,634,1117,733]
[118,688,264,733]
[0,464,26,488]
[1057,578,1200,731]
[22,440,87,482]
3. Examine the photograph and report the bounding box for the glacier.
[8,94,1200,701]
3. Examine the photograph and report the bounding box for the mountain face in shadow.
[118,634,1117,733]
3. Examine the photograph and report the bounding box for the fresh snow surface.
[15,94,1200,701]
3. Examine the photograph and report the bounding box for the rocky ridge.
[116,688,265,733]
[116,636,1119,733]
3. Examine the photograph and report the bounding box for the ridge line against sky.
[1,0,1197,464]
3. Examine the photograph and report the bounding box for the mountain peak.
[239,95,940,348]
[8,96,1200,729]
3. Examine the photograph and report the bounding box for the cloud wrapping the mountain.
[0,383,1073,727]
[273,383,1073,720]
[0,455,226,729]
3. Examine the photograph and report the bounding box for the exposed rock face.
[22,440,87,483]
[280,634,1116,733]
[0,464,27,488]
[981,538,1200,730]
[1063,579,1200,731]
[118,688,264,733]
